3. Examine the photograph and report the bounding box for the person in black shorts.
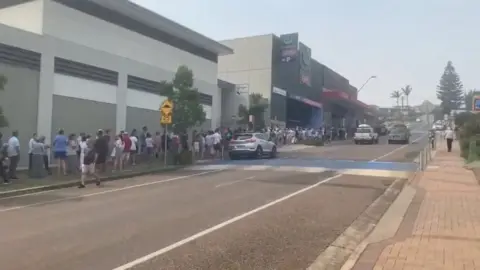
[93,130,108,179]
[78,143,100,188]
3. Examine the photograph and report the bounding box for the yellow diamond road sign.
[160,100,173,114]
[160,100,173,124]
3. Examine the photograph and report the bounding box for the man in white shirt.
[7,131,20,179]
[213,130,222,157]
[444,127,455,152]
[28,133,37,172]
[205,132,214,157]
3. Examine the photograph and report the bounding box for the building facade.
[218,33,370,129]
[0,0,232,167]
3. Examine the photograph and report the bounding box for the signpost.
[473,95,480,112]
[160,100,173,165]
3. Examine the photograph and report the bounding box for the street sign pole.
[164,124,168,166]
[160,99,174,167]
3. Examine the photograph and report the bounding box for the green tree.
[390,90,402,107]
[0,74,8,128]
[237,93,268,131]
[401,85,412,108]
[437,61,464,114]
[158,65,206,133]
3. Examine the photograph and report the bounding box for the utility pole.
[401,96,405,122]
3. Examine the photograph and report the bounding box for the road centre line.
[112,141,425,270]
[215,176,256,188]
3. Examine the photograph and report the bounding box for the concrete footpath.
[343,140,480,270]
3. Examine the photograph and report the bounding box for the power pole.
[401,96,405,122]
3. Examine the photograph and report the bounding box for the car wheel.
[269,146,277,159]
[255,146,263,159]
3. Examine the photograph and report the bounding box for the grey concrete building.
[0,0,232,167]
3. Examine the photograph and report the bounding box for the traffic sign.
[161,113,172,124]
[160,99,173,124]
[161,100,173,115]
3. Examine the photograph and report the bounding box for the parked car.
[354,124,379,144]
[228,132,277,160]
[388,124,411,144]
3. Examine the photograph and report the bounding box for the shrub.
[458,113,480,160]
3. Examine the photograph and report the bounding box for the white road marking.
[215,176,256,188]
[370,133,427,162]
[0,170,224,213]
[111,174,343,270]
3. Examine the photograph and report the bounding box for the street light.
[357,75,377,93]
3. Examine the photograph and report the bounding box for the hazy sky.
[133,0,479,107]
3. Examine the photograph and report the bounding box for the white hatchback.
[354,125,379,144]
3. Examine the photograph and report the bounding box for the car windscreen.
[233,134,253,140]
[392,124,407,129]
[390,128,406,134]
[356,128,371,133]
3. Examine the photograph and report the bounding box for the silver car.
[388,125,410,144]
[228,133,277,160]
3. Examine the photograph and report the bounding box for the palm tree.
[390,90,402,108]
[401,85,412,108]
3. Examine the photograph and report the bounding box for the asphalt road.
[0,128,428,270]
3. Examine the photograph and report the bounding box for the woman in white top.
[79,136,88,168]
[111,134,124,172]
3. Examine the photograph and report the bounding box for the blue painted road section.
[210,158,418,172]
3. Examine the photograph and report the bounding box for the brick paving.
[371,141,480,270]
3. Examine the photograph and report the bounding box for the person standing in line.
[39,136,52,175]
[111,133,124,172]
[129,131,138,166]
[213,129,222,158]
[445,127,455,152]
[145,133,154,158]
[7,130,20,180]
[122,132,132,168]
[66,133,79,174]
[93,129,108,179]
[140,126,148,155]
[28,133,37,172]
[52,129,68,176]
[0,132,10,184]
[154,131,162,158]
[76,132,85,160]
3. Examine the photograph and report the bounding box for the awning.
[322,88,371,112]
[288,94,323,109]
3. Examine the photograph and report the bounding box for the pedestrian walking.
[445,127,454,152]
[78,143,100,188]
